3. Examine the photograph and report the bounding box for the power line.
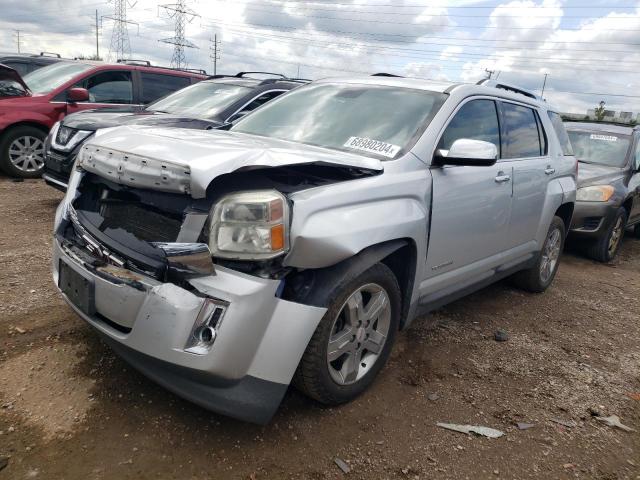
[160,0,199,69]
[206,24,640,68]
[203,18,640,46]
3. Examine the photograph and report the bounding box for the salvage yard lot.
[0,178,638,480]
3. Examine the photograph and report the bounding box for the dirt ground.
[0,178,638,480]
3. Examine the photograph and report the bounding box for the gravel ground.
[0,178,639,480]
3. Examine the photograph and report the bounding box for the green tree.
[594,101,606,121]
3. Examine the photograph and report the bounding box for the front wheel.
[0,126,47,178]
[586,207,627,262]
[512,216,566,293]
[294,263,401,405]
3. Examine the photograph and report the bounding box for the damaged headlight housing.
[209,190,289,260]
[576,185,615,202]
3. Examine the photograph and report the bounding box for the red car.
[0,60,206,178]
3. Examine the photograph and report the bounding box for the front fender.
[284,163,430,269]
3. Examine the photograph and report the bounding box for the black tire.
[512,216,566,293]
[0,125,47,178]
[294,263,401,405]
[586,207,627,263]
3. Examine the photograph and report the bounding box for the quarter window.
[438,99,500,154]
[76,70,133,104]
[140,72,191,104]
[501,102,542,158]
[547,111,574,156]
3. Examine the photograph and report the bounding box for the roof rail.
[257,77,311,86]
[371,72,403,77]
[236,71,286,79]
[181,67,207,75]
[477,79,539,100]
[117,58,152,66]
[38,52,61,58]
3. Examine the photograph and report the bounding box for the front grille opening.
[73,173,191,244]
[95,312,132,334]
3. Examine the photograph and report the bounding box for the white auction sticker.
[590,134,618,142]
[343,136,401,158]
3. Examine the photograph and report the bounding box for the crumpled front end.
[52,168,327,424]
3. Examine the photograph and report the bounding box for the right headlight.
[208,190,290,260]
[576,185,615,202]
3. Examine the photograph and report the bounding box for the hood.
[62,107,224,131]
[0,64,30,98]
[577,161,625,187]
[81,125,384,198]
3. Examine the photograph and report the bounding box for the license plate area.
[59,260,95,316]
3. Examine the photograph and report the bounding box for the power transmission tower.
[160,0,199,69]
[13,30,21,53]
[103,0,138,61]
[209,34,221,75]
[484,68,495,80]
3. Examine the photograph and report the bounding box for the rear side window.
[501,102,542,158]
[438,99,500,154]
[140,72,191,104]
[547,112,574,156]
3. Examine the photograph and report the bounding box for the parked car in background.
[0,52,67,75]
[42,72,308,191]
[0,60,206,178]
[52,76,576,423]
[565,122,640,262]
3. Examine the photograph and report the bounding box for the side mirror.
[67,87,89,103]
[434,139,498,167]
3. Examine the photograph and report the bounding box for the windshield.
[567,130,631,168]
[146,81,253,117]
[23,62,93,94]
[231,83,447,159]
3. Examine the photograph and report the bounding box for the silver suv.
[52,76,577,423]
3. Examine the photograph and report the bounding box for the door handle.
[545,166,556,175]
[495,172,511,183]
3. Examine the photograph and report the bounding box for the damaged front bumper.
[52,201,326,424]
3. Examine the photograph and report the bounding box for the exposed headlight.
[51,123,94,152]
[576,185,615,202]
[209,190,289,260]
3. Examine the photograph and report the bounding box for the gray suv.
[565,122,640,262]
[52,76,577,423]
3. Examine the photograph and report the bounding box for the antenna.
[160,0,199,69]
[103,0,139,61]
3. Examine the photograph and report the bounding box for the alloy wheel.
[8,135,45,173]
[326,283,392,386]
[540,227,561,283]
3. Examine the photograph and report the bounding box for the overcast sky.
[1,0,639,114]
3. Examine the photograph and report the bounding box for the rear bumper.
[569,201,618,238]
[52,217,326,423]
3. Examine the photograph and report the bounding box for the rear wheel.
[512,216,565,293]
[294,263,400,405]
[0,126,47,178]
[586,207,627,262]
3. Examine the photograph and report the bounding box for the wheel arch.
[622,197,633,217]
[554,202,574,235]
[281,238,416,328]
[0,121,50,142]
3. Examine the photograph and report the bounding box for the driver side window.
[438,99,500,155]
